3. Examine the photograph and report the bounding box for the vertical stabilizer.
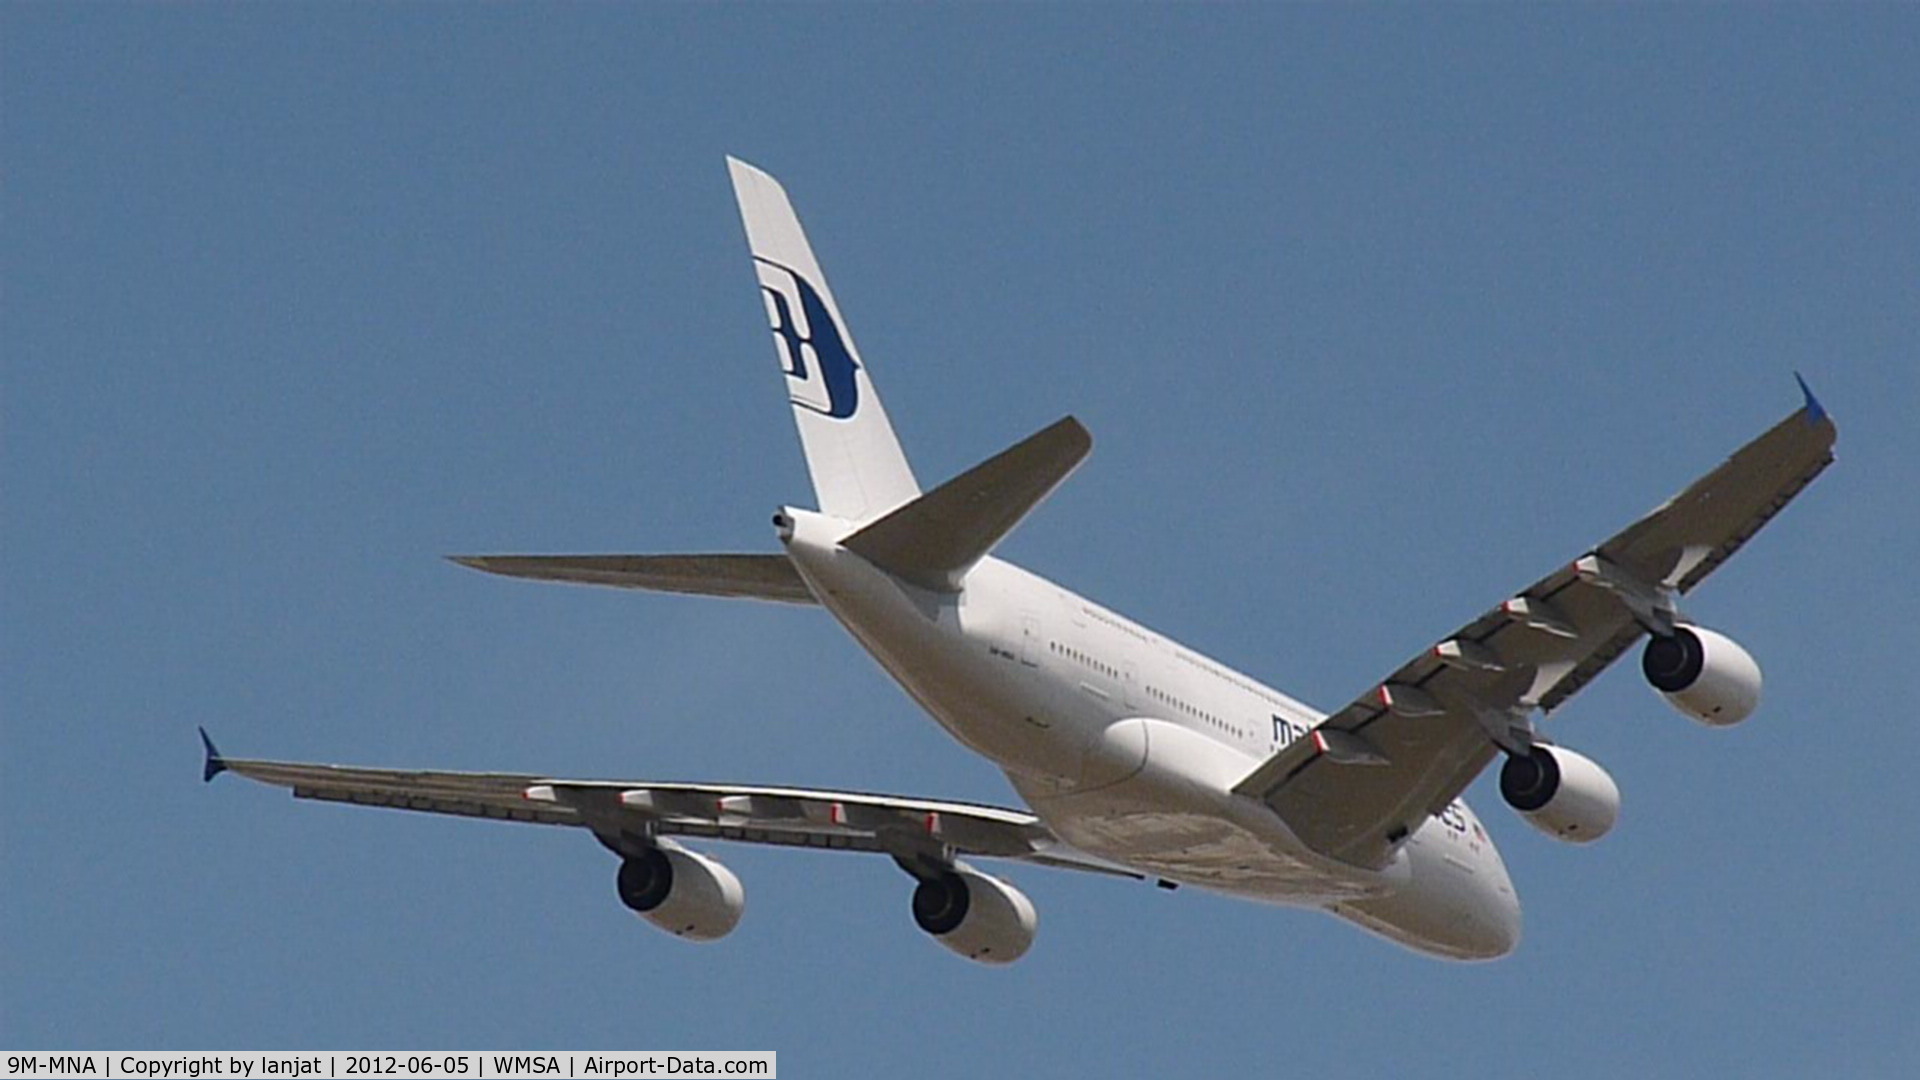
[728,157,921,523]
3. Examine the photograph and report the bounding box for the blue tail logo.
[756,257,860,420]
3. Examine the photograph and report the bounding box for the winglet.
[199,726,228,783]
[1794,371,1828,425]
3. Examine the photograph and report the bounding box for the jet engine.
[1500,745,1620,843]
[1642,625,1762,727]
[615,840,745,941]
[910,864,1037,964]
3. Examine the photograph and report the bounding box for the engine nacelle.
[615,840,744,942]
[910,864,1037,965]
[1500,745,1620,843]
[1642,624,1762,727]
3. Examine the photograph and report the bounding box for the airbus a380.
[204,158,1837,963]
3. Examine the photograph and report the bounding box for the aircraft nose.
[1482,881,1523,958]
[1444,878,1521,961]
[1470,845,1524,959]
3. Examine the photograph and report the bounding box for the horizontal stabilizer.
[449,554,817,604]
[842,416,1091,592]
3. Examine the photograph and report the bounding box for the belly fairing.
[1015,719,1396,902]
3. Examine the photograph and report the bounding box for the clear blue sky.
[5,5,1916,1074]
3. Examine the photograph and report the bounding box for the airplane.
[202,157,1838,964]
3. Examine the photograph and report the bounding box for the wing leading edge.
[198,731,1140,880]
[1235,386,1837,870]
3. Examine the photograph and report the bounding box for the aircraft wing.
[200,732,1141,879]
[1234,385,1837,870]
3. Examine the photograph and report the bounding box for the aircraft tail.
[728,157,921,523]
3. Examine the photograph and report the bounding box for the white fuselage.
[779,508,1523,960]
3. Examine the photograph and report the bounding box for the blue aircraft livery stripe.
[754,255,860,420]
[760,286,809,380]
